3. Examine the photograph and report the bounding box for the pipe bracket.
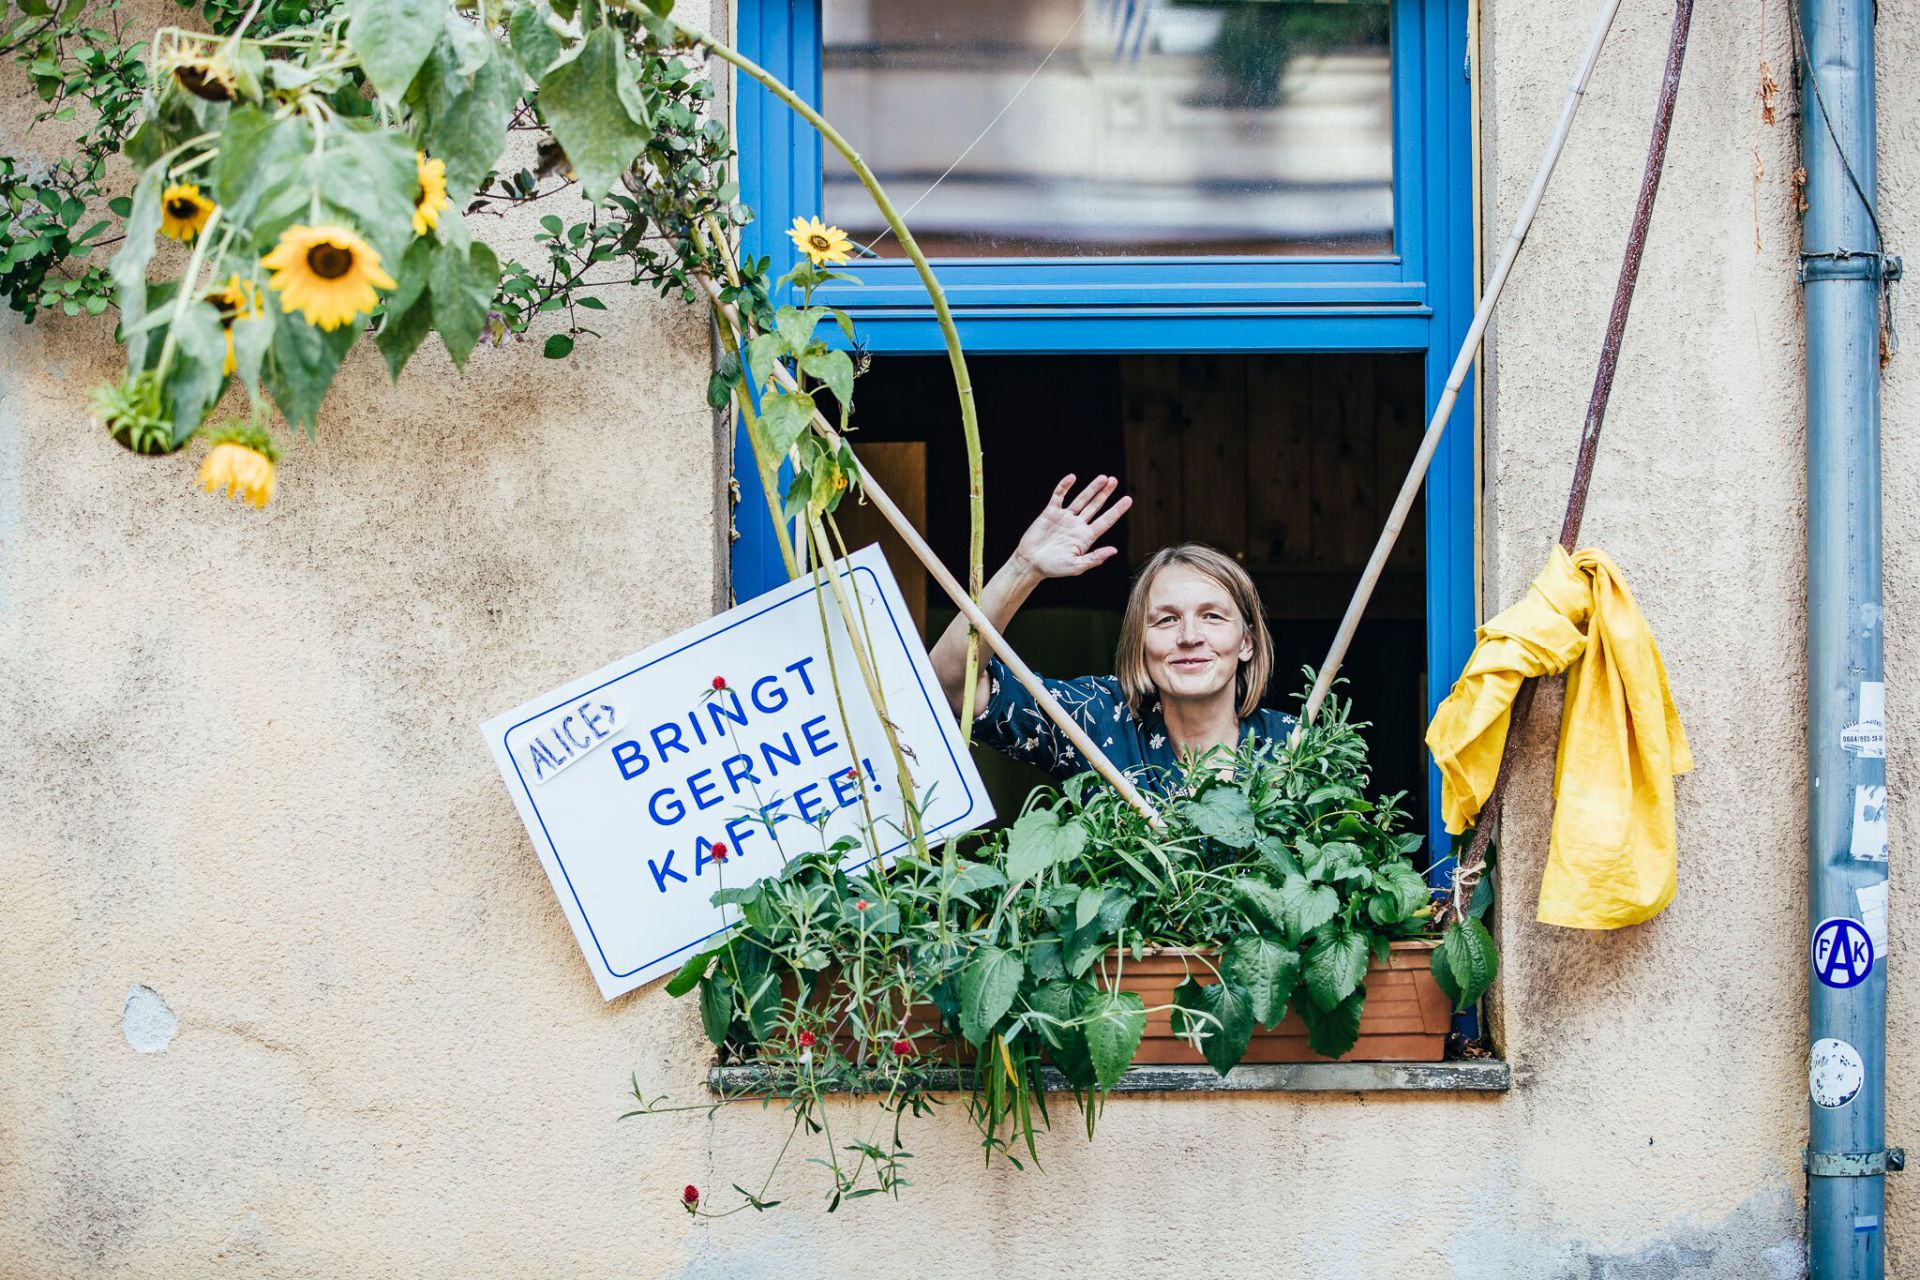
[1805,1148,1906,1177]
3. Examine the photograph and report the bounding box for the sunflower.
[205,275,260,376]
[412,152,451,237]
[197,423,280,510]
[261,224,396,331]
[160,184,216,242]
[787,216,853,266]
[154,28,239,101]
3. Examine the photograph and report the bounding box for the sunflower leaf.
[410,31,520,206]
[109,161,164,370]
[430,239,499,369]
[314,127,419,269]
[347,0,445,104]
[755,389,815,459]
[537,28,653,203]
[376,293,433,381]
[161,301,227,444]
[266,314,356,435]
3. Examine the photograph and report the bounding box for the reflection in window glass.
[821,0,1393,259]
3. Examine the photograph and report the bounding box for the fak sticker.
[1812,917,1875,989]
[1810,1038,1865,1110]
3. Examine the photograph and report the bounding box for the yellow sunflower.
[413,152,451,237]
[787,216,853,266]
[197,424,280,510]
[204,275,260,376]
[261,224,396,331]
[160,184,216,242]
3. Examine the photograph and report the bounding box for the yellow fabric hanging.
[1426,545,1692,929]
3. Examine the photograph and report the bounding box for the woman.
[930,474,1295,790]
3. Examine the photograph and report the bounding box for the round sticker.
[1810,1038,1865,1110]
[1812,917,1875,989]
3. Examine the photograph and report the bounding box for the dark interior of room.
[829,352,1429,834]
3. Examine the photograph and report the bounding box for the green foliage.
[668,685,1491,1212]
[6,0,770,479]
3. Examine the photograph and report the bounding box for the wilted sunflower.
[261,224,396,331]
[787,216,853,266]
[160,184,216,242]
[205,276,260,376]
[197,423,280,509]
[413,152,451,237]
[154,28,238,101]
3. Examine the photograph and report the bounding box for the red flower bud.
[682,1185,700,1207]
[854,899,870,912]
[891,1038,912,1055]
[709,842,728,862]
[797,1030,816,1048]
[711,676,727,690]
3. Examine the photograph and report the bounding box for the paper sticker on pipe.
[1840,681,1886,758]
[1855,882,1889,956]
[1850,785,1889,862]
[1810,1038,1865,1110]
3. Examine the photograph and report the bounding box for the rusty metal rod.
[1438,0,1696,928]
[1295,0,1628,736]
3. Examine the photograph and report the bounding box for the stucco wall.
[1,2,1913,1277]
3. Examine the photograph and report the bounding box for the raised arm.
[930,473,1132,719]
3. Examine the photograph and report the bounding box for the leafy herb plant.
[642,686,1499,1214]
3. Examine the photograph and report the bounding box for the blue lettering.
[724,816,758,853]
[760,732,801,777]
[560,715,592,750]
[830,768,860,808]
[785,656,818,696]
[694,837,721,875]
[688,708,709,747]
[750,675,788,715]
[721,753,760,792]
[707,689,750,734]
[613,740,647,779]
[649,787,686,825]
[651,721,688,759]
[648,850,685,892]
[688,768,722,811]
[528,738,562,781]
[794,782,824,823]
[580,702,607,737]
[800,715,839,758]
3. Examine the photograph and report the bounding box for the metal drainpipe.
[1799,2,1899,1276]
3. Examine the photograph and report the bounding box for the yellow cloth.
[1426,546,1692,929]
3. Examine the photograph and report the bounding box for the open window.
[733,0,1473,854]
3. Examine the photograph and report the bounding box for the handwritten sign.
[480,545,992,999]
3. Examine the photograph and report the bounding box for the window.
[732,0,1473,854]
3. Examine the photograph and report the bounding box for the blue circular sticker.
[1812,917,1875,990]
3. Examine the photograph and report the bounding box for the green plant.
[640,682,1498,1213]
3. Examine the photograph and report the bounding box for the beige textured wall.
[0,2,1912,1277]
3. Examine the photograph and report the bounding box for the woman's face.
[1141,564,1253,707]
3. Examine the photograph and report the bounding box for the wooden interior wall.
[1119,354,1425,621]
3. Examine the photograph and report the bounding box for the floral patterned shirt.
[970,656,1297,793]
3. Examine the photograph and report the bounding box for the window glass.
[821,0,1394,259]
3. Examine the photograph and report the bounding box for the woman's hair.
[1114,543,1274,721]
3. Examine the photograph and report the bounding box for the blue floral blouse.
[971,656,1297,793]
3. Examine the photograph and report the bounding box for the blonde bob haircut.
[1114,543,1274,722]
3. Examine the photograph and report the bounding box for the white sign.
[480,546,993,999]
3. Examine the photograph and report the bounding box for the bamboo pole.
[1294,0,1628,739]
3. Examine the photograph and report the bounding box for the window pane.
[821,0,1393,259]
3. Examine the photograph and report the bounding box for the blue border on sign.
[1810,915,1874,990]
[503,562,980,981]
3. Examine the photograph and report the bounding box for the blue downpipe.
[1799,2,1888,1276]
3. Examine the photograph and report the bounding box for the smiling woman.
[929,473,1295,792]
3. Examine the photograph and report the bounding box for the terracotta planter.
[775,939,1450,1070]
[1100,940,1451,1064]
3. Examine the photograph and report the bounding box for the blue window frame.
[730,0,1475,854]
